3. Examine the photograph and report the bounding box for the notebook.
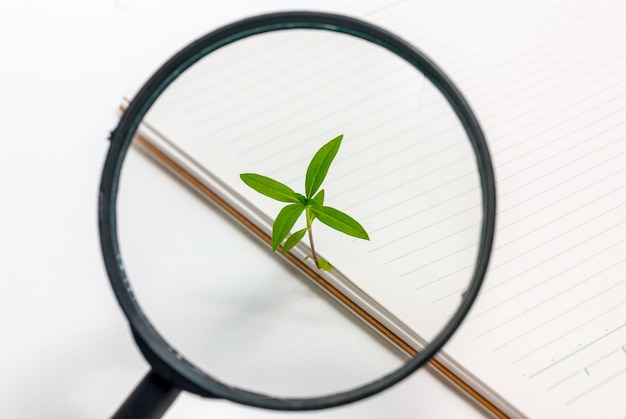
[122,0,626,416]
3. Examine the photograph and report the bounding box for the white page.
[133,0,626,417]
[352,0,626,417]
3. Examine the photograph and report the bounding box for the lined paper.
[137,0,626,416]
[356,0,626,417]
[145,26,483,345]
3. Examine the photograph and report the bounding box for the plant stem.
[305,207,319,268]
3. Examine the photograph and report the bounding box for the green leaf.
[312,189,325,206]
[240,173,301,203]
[272,204,305,251]
[309,204,369,240]
[308,189,324,222]
[304,134,343,198]
[317,258,332,271]
[295,193,308,205]
[281,228,308,254]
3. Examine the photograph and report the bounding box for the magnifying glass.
[100,11,496,418]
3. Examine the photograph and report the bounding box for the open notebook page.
[353,0,626,417]
[133,0,626,417]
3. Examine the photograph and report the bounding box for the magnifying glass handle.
[112,370,181,419]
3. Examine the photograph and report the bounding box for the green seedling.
[240,134,369,271]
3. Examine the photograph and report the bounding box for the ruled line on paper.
[243,99,423,169]
[430,206,626,306]
[510,302,626,365]
[328,137,460,201]
[495,151,626,228]
[179,8,620,166]
[485,14,622,85]
[485,95,626,158]
[397,242,476,275]
[458,7,596,80]
[369,196,478,252]
[349,164,474,222]
[187,46,372,119]
[178,0,612,153]
[276,110,626,213]
[496,135,626,210]
[485,259,626,347]
[168,2,620,124]
[380,1,615,101]
[359,0,543,93]
[229,73,416,155]
[495,185,626,251]
[220,58,412,145]
[163,29,317,97]
[546,370,583,391]
[493,81,624,156]
[496,168,626,233]
[492,279,626,358]
[362,191,475,245]
[381,222,479,267]
[584,348,622,374]
[487,116,626,192]
[175,39,312,106]
[480,49,626,123]
[367,187,478,236]
[168,0,616,144]
[177,4,608,176]
[463,14,625,106]
[174,31,355,107]
[474,225,626,338]
[566,367,626,405]
[208,44,425,148]
[270,101,442,185]
[309,120,455,190]
[269,97,442,180]
[527,323,626,379]
[467,232,626,324]
[480,215,626,293]
[431,286,466,304]
[452,257,626,328]
[379,1,557,77]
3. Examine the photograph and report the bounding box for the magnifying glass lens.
[116,28,482,399]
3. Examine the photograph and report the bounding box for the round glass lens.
[115,27,483,399]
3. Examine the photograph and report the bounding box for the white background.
[0,1,486,417]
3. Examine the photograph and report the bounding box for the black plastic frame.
[99,11,496,412]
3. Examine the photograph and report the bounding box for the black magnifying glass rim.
[99,11,496,411]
